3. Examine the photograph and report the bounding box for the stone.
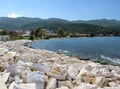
[27,71,45,89]
[31,63,51,73]
[6,65,16,76]
[15,83,36,89]
[15,75,23,83]
[2,52,14,61]
[7,51,17,57]
[46,78,57,89]
[0,75,7,89]
[104,87,120,89]
[85,65,93,71]
[47,71,67,81]
[73,84,98,89]
[108,82,118,87]
[16,60,31,83]
[9,81,17,89]
[104,72,114,78]
[2,72,10,83]
[58,81,67,88]
[53,74,67,81]
[82,76,91,83]
[67,63,82,80]
[56,86,69,89]
[0,63,5,71]
[95,76,107,87]
[0,48,8,56]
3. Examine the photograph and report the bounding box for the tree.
[56,27,64,37]
[0,30,9,35]
[35,28,46,38]
[29,35,34,40]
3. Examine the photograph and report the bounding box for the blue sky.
[0,0,120,20]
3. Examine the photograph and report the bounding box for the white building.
[0,35,10,41]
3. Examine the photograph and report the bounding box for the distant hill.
[72,19,120,27]
[0,17,120,35]
[0,17,41,31]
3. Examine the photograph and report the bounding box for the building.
[0,35,10,41]
[22,30,31,37]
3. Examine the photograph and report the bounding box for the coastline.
[0,40,120,89]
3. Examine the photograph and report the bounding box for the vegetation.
[1,17,120,40]
[29,35,34,40]
[10,35,24,40]
[0,30,9,35]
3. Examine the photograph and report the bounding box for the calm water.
[32,37,120,65]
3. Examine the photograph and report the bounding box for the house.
[22,30,31,37]
[0,35,10,41]
[10,30,23,36]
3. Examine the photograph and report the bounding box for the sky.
[0,0,120,20]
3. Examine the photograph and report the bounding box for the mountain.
[0,17,120,33]
[73,19,120,27]
[0,17,41,31]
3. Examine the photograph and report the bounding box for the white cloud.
[7,13,21,18]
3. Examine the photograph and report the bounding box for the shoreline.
[0,40,120,89]
[31,38,120,67]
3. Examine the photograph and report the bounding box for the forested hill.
[0,17,120,35]
[72,19,120,27]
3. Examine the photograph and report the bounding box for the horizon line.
[0,16,120,21]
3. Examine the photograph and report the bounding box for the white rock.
[108,82,118,87]
[79,65,92,75]
[74,84,98,89]
[16,60,31,83]
[58,81,67,88]
[2,72,10,83]
[9,81,17,89]
[31,63,51,73]
[104,72,114,78]
[96,76,107,87]
[27,72,45,89]
[104,87,120,89]
[0,48,8,56]
[56,86,69,89]
[67,63,82,79]
[8,52,17,57]
[15,83,36,89]
[0,75,7,89]
[15,75,23,84]
[46,78,57,89]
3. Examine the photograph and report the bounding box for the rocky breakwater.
[0,40,120,89]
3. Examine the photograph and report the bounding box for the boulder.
[6,65,16,76]
[15,75,23,84]
[47,69,67,81]
[2,52,14,61]
[16,60,31,83]
[0,48,8,56]
[104,72,114,78]
[108,82,118,87]
[7,51,17,57]
[58,81,67,88]
[27,71,45,89]
[9,81,17,89]
[104,87,120,89]
[15,83,36,89]
[2,72,10,83]
[56,86,69,89]
[67,63,83,80]
[31,63,51,73]
[46,78,57,89]
[0,63,5,71]
[0,75,7,89]
[73,84,98,89]
[95,76,107,87]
